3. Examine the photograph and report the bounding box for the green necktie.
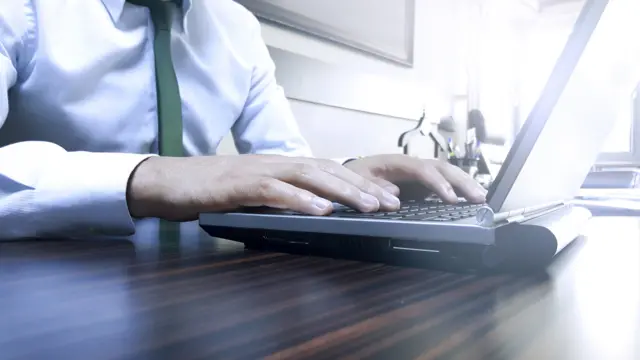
[128,0,183,245]
[128,0,184,157]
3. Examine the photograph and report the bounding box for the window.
[600,89,635,153]
[597,85,640,165]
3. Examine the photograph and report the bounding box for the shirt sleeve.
[231,13,313,158]
[0,3,153,240]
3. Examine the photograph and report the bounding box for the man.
[0,0,486,240]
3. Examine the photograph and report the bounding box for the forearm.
[0,141,153,240]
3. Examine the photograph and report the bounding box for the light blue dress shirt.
[0,0,315,240]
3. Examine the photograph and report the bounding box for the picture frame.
[235,0,416,67]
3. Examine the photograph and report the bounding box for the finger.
[412,163,460,203]
[369,156,460,203]
[275,163,383,212]
[374,156,485,204]
[232,177,334,216]
[435,162,487,203]
[368,177,401,196]
[311,160,400,211]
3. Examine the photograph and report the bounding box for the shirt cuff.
[41,151,156,237]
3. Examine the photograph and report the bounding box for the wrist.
[126,156,165,218]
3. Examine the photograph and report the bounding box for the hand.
[343,154,487,204]
[126,155,401,221]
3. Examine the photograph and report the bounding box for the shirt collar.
[101,0,192,24]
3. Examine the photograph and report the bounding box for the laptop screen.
[486,0,640,213]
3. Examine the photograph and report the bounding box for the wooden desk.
[1,217,639,360]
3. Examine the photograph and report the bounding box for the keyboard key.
[324,198,483,222]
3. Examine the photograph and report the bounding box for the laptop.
[200,0,638,268]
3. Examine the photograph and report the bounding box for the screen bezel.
[484,0,607,210]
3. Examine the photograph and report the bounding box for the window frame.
[596,83,640,166]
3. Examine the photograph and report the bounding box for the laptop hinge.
[476,201,566,226]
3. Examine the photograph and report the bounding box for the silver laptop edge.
[200,211,496,244]
[486,0,640,223]
[482,0,608,224]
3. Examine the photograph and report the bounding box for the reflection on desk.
[576,188,640,215]
[578,188,640,200]
[0,218,639,359]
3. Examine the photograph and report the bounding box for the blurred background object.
[217,0,639,191]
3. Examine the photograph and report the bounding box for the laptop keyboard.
[328,198,484,222]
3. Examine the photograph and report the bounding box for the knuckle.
[331,181,358,199]
[421,162,438,175]
[293,163,316,177]
[423,169,450,189]
[318,159,338,173]
[428,159,445,170]
[346,183,363,197]
[340,187,362,202]
[295,162,313,171]
[292,188,311,203]
[255,178,278,198]
[444,162,463,174]
[359,178,379,194]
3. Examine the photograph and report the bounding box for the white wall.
[217,0,475,159]
[261,0,471,97]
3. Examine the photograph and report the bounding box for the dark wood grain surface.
[1,217,639,360]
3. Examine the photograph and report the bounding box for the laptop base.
[199,205,591,273]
